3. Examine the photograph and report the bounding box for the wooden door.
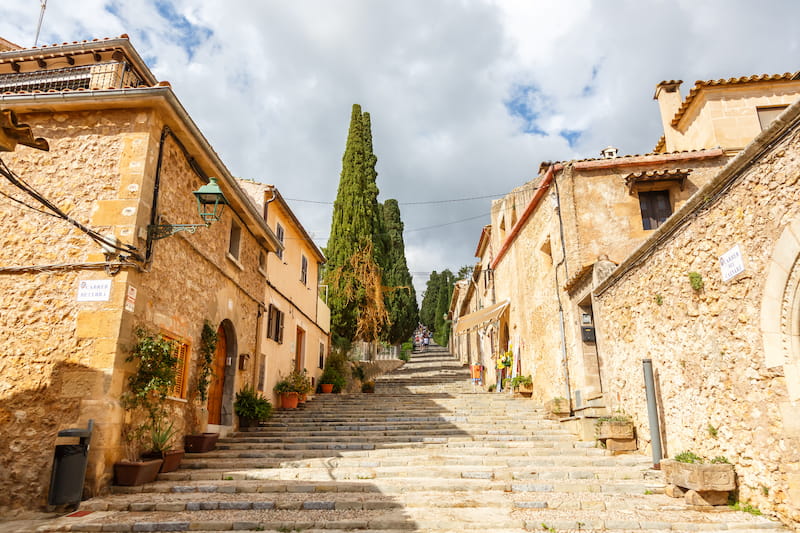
[207,325,226,425]
[294,327,305,372]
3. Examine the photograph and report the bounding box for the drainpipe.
[643,359,663,468]
[552,168,572,412]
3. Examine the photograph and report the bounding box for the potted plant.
[184,321,220,453]
[509,375,533,396]
[595,414,635,440]
[274,377,299,408]
[663,452,735,491]
[234,384,273,427]
[142,417,184,473]
[361,380,375,393]
[115,328,178,485]
[289,369,313,403]
[319,366,346,393]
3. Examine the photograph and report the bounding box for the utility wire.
[283,181,544,207]
[0,156,144,262]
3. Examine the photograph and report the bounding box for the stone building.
[237,181,330,401]
[450,72,800,414]
[593,97,800,528]
[0,36,286,511]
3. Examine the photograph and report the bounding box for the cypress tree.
[381,199,419,345]
[419,271,441,329]
[324,104,388,346]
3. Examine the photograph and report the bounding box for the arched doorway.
[207,320,237,426]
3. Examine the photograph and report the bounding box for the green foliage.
[729,501,762,516]
[121,328,179,459]
[688,271,704,291]
[289,369,313,395]
[122,328,178,419]
[707,423,719,438]
[234,385,273,422]
[272,378,294,395]
[710,456,730,464]
[197,321,217,402]
[674,451,703,464]
[148,417,179,454]
[509,375,532,388]
[381,199,419,344]
[319,349,350,392]
[324,104,389,344]
[654,294,663,305]
[419,269,457,345]
[398,350,411,362]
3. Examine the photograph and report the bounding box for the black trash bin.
[48,419,93,507]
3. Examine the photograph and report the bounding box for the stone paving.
[12,345,793,532]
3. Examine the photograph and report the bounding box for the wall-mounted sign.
[719,244,745,282]
[77,279,112,302]
[125,285,137,312]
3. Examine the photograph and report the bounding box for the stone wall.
[594,104,800,527]
[0,105,272,512]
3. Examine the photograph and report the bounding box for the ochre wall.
[594,120,800,527]
[0,106,270,511]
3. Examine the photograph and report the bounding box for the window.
[757,105,788,131]
[300,255,308,285]
[318,342,325,369]
[258,250,266,274]
[638,190,672,230]
[228,219,242,260]
[266,304,284,343]
[276,223,285,260]
[167,337,190,399]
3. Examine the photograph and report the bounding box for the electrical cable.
[283,181,544,207]
[0,156,144,262]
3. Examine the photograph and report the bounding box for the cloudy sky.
[2,1,799,295]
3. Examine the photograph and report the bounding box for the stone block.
[596,421,634,439]
[685,489,729,506]
[605,437,637,451]
[665,483,687,498]
[661,459,736,491]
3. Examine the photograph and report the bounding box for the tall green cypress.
[419,271,441,329]
[381,199,419,345]
[324,104,388,346]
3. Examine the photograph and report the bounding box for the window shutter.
[169,341,189,398]
[278,311,284,344]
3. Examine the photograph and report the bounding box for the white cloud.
[2,0,799,297]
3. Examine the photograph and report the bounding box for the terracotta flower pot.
[320,383,334,393]
[114,459,163,486]
[280,392,299,409]
[184,433,219,453]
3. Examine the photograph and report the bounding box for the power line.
[283,181,543,207]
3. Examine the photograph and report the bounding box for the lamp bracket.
[147,222,210,241]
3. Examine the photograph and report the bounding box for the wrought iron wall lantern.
[148,177,228,240]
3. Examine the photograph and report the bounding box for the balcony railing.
[0,61,145,94]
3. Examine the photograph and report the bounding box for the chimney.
[654,80,683,150]
[600,146,618,159]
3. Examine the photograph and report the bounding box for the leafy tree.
[381,199,419,344]
[457,264,474,281]
[323,104,388,346]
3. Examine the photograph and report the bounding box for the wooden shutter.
[639,191,672,230]
[169,341,189,398]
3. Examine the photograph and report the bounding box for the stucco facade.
[0,37,282,511]
[237,181,330,402]
[594,99,800,528]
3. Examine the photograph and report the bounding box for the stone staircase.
[39,345,789,532]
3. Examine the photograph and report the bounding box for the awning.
[454,300,510,335]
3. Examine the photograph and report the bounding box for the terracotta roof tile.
[653,135,666,153]
[624,168,692,194]
[671,72,800,127]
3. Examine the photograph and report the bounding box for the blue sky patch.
[154,0,213,60]
[560,129,581,148]
[505,84,547,136]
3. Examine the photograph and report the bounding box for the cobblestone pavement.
[9,345,792,532]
